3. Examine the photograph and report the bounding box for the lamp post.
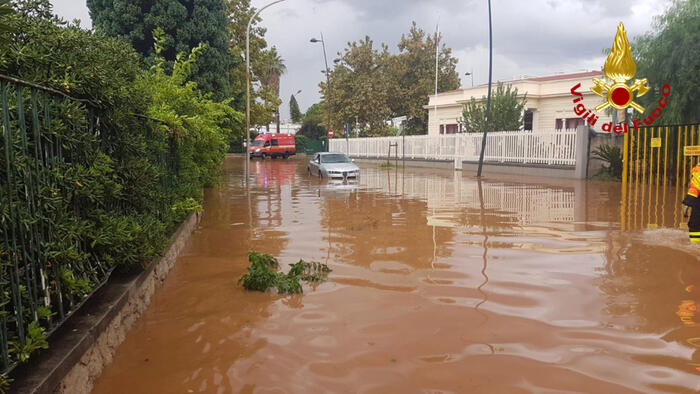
[246,0,285,179]
[476,0,493,178]
[465,71,474,87]
[310,33,332,150]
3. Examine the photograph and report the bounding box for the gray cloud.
[51,0,670,121]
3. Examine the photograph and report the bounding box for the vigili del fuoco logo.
[569,22,670,133]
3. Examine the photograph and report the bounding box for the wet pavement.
[92,155,700,393]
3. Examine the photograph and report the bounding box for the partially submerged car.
[308,152,360,180]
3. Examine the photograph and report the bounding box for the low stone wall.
[11,212,201,394]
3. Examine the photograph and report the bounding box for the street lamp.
[476,0,493,178]
[465,71,474,87]
[310,33,332,148]
[246,0,285,178]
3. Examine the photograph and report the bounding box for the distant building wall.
[263,122,301,135]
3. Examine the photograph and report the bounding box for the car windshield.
[321,154,350,163]
[251,140,264,147]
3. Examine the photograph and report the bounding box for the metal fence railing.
[620,124,700,232]
[330,129,578,166]
[0,75,177,374]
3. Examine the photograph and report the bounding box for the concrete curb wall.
[11,212,201,394]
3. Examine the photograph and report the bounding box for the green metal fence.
[0,75,177,374]
[304,139,326,155]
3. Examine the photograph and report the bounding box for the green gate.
[621,124,700,231]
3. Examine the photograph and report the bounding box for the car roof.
[319,152,347,155]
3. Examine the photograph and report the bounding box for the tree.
[11,0,53,20]
[392,22,460,135]
[289,94,302,123]
[225,0,284,132]
[226,0,266,109]
[87,0,232,99]
[460,83,527,132]
[0,1,15,36]
[297,103,326,140]
[141,28,242,191]
[257,47,286,132]
[321,22,460,137]
[633,0,700,123]
[326,36,396,136]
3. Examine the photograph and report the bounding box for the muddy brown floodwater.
[92,155,700,394]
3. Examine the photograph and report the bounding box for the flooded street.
[92,155,700,393]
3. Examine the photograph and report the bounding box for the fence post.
[574,125,590,179]
[454,134,462,171]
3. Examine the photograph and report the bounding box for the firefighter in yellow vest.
[683,163,700,242]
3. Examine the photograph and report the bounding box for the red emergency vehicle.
[248,133,296,159]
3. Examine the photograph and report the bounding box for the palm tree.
[259,47,286,132]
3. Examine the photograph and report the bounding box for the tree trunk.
[276,110,280,134]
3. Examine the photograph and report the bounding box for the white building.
[261,121,302,135]
[425,71,613,136]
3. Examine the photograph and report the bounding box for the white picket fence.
[330,129,578,166]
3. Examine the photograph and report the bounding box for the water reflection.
[91,156,700,394]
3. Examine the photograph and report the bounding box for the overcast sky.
[51,0,670,121]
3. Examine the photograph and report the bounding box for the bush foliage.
[239,252,331,294]
[0,9,242,374]
[591,144,623,179]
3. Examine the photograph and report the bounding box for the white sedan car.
[308,153,360,180]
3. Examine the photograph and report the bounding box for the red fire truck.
[248,133,296,159]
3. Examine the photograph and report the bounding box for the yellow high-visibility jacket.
[683,164,700,207]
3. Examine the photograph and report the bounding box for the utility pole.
[476,0,493,178]
[310,33,332,139]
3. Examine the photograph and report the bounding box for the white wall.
[262,122,302,135]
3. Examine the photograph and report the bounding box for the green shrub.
[591,144,623,179]
[8,322,48,364]
[0,373,11,394]
[171,198,203,223]
[294,134,309,153]
[0,12,243,371]
[238,252,280,292]
[238,253,331,294]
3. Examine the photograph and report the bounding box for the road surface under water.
[92,156,700,393]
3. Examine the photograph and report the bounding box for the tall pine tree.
[289,94,302,123]
[87,0,232,99]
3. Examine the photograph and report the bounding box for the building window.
[445,124,459,134]
[439,125,445,134]
[566,118,584,129]
[556,118,584,130]
[524,110,533,131]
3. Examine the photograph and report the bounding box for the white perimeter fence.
[329,129,578,166]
